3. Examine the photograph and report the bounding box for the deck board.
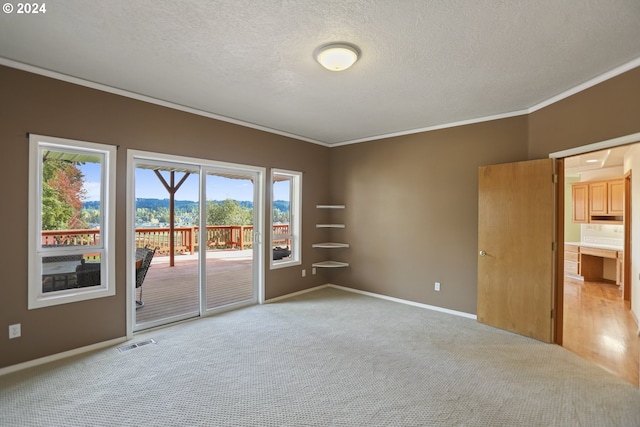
[135,251,254,326]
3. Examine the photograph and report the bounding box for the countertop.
[565,242,623,251]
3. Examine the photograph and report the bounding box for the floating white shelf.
[312,261,349,268]
[312,242,350,248]
[316,204,345,209]
[313,204,349,268]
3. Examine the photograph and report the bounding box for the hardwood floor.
[563,278,638,386]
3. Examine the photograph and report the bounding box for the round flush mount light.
[315,43,360,71]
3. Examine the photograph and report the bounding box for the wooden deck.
[135,250,254,326]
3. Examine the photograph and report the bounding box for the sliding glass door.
[129,152,263,332]
[133,161,200,328]
[203,169,257,312]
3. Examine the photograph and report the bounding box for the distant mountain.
[133,198,200,210]
[273,200,289,212]
[84,200,101,210]
[85,198,289,211]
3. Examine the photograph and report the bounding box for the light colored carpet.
[2,287,640,426]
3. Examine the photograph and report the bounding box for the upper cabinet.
[572,183,589,223]
[588,181,608,215]
[572,178,624,224]
[608,180,624,215]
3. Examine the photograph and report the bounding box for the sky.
[79,163,288,202]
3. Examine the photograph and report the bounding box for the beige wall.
[0,66,330,368]
[327,66,640,317]
[328,118,529,314]
[528,67,640,158]
[2,63,639,370]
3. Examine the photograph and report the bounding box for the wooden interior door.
[477,158,556,343]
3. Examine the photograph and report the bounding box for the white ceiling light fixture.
[315,43,360,71]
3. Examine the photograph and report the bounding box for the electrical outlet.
[302,269,306,277]
[312,267,317,275]
[434,282,441,292]
[9,323,21,339]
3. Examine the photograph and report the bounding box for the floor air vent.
[118,338,156,352]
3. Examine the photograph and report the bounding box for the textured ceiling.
[1,0,640,146]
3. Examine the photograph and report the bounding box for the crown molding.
[331,56,640,147]
[0,57,329,147]
[329,110,530,147]
[528,56,640,114]
[2,55,638,148]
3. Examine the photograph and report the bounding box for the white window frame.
[28,134,116,309]
[270,169,302,269]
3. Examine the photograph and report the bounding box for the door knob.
[479,250,487,256]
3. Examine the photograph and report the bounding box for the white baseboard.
[0,336,127,377]
[327,284,477,320]
[266,283,477,320]
[265,284,329,303]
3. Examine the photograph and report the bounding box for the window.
[270,169,302,269]
[28,135,116,309]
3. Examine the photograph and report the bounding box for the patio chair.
[135,245,157,309]
[273,246,291,260]
[75,259,101,287]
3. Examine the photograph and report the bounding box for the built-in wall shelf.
[312,242,350,248]
[316,204,345,209]
[312,261,349,268]
[313,204,348,268]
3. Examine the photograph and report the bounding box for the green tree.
[82,208,101,225]
[41,159,88,230]
[207,199,252,225]
[156,207,170,224]
[272,207,290,224]
[42,180,73,230]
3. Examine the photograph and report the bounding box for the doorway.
[560,144,638,385]
[127,151,264,333]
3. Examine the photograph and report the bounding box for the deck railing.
[41,229,101,246]
[42,224,290,255]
